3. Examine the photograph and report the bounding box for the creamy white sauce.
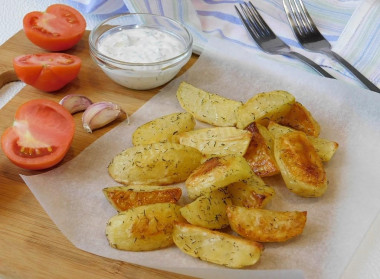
[94,27,191,90]
[98,28,185,63]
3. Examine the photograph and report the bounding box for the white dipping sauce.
[98,28,185,63]
[95,27,190,90]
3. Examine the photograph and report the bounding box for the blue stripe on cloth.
[67,0,128,15]
[196,10,241,24]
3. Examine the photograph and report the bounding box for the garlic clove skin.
[59,94,93,114]
[82,102,127,133]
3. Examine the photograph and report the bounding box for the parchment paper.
[21,37,380,279]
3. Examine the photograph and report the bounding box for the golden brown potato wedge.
[244,122,280,177]
[268,121,338,162]
[176,82,243,127]
[236,90,295,129]
[173,222,263,268]
[274,131,327,197]
[103,185,182,212]
[108,142,202,186]
[180,188,232,229]
[185,155,252,199]
[132,112,196,145]
[278,102,321,137]
[227,206,307,242]
[228,174,275,208]
[178,127,252,157]
[106,203,184,251]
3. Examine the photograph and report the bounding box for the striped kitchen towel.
[68,0,380,88]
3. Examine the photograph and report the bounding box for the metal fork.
[235,1,334,78]
[283,0,380,92]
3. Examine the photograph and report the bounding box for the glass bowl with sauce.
[89,13,193,90]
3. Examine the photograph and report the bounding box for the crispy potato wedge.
[227,206,307,242]
[103,185,182,212]
[228,174,275,208]
[173,222,263,268]
[106,203,184,251]
[278,102,321,137]
[236,90,295,129]
[185,155,252,199]
[180,188,232,229]
[274,131,327,197]
[309,136,339,162]
[244,122,280,177]
[176,82,243,127]
[132,112,196,146]
[178,127,252,156]
[268,121,338,162]
[108,142,202,186]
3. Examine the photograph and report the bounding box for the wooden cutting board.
[0,30,197,279]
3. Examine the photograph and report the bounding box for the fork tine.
[283,0,304,38]
[235,4,261,42]
[295,0,318,33]
[245,1,272,37]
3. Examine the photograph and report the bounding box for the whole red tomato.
[23,4,86,51]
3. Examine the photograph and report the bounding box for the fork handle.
[285,51,335,79]
[323,51,380,93]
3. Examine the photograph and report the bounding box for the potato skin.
[106,203,184,251]
[244,122,280,177]
[274,131,327,197]
[132,112,196,146]
[173,222,263,268]
[108,142,202,186]
[268,121,338,162]
[185,155,252,199]
[227,206,307,242]
[278,102,321,137]
[103,185,182,212]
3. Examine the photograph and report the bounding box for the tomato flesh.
[1,99,75,170]
[23,4,86,51]
[13,53,81,92]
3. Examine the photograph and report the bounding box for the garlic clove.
[82,101,127,133]
[59,94,93,114]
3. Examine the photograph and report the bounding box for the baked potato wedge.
[106,203,184,251]
[176,82,242,127]
[227,206,307,242]
[173,222,263,268]
[132,112,196,146]
[108,142,202,186]
[178,127,252,156]
[278,101,321,137]
[274,131,327,197]
[185,155,252,199]
[180,188,232,229]
[268,121,338,162]
[103,185,182,212]
[228,174,275,208]
[236,90,295,129]
[244,122,280,177]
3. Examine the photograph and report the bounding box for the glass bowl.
[89,13,193,90]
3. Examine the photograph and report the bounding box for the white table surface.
[1,1,379,278]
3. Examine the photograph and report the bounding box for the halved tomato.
[1,99,75,170]
[13,53,81,92]
[23,4,86,51]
